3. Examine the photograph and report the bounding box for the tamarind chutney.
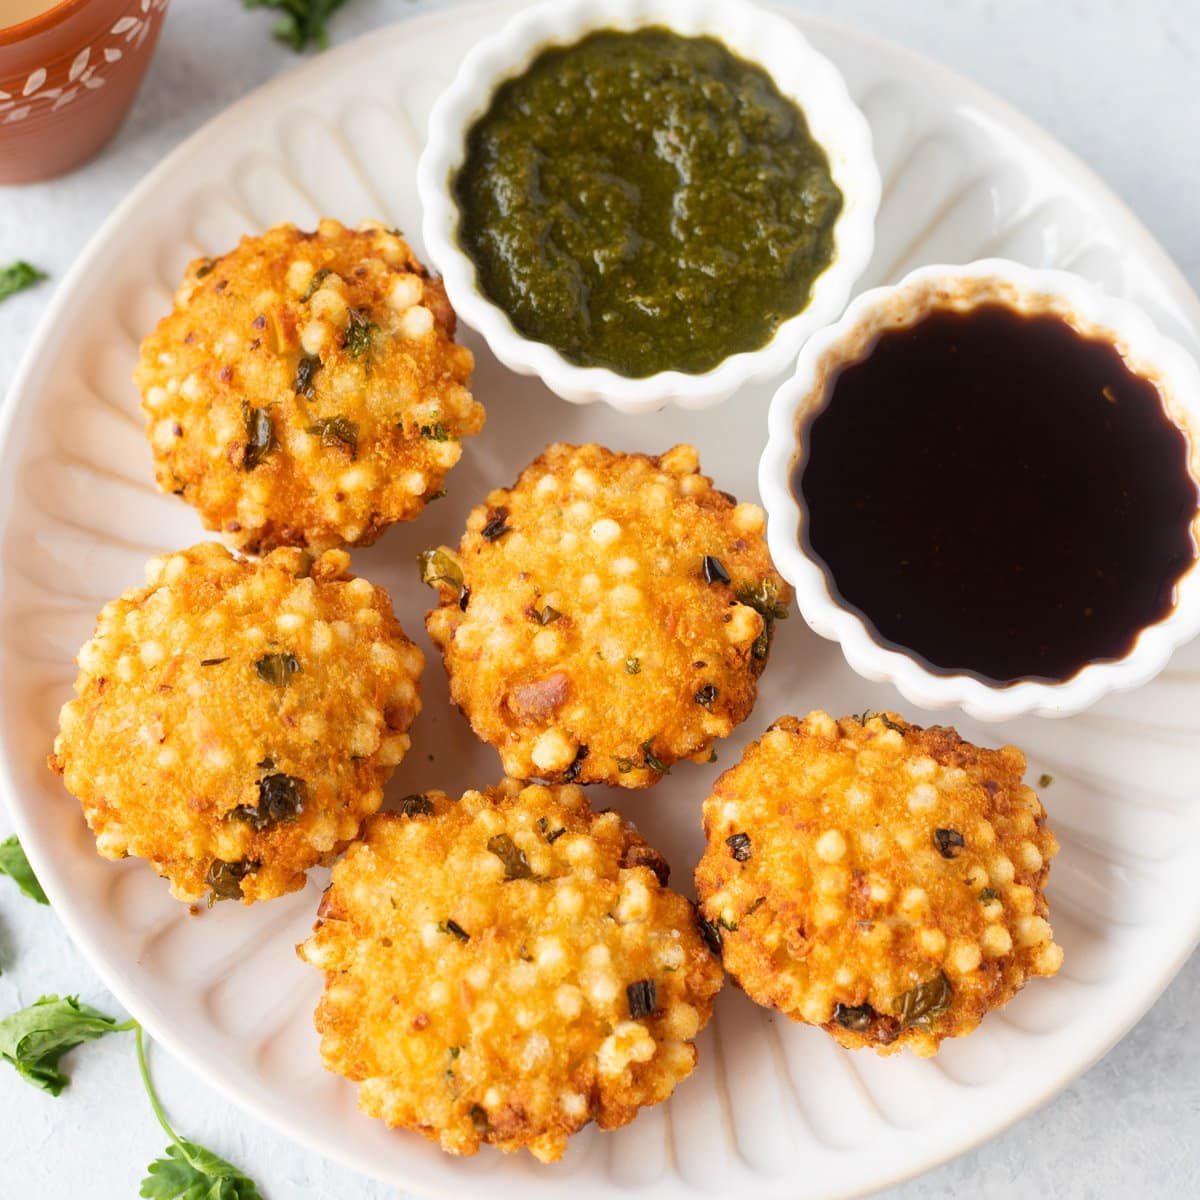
[797,304,1199,683]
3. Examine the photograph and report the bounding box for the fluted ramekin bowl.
[759,258,1200,721]
[417,0,879,414]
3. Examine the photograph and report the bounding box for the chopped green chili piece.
[343,307,376,360]
[694,684,718,709]
[562,744,589,783]
[306,415,358,457]
[833,1002,876,1032]
[242,404,275,470]
[398,794,435,817]
[417,548,464,595]
[640,740,668,774]
[440,919,470,941]
[419,422,450,441]
[626,979,656,1020]
[481,508,510,541]
[697,912,722,956]
[933,828,965,859]
[294,353,321,397]
[487,834,535,881]
[978,887,1000,903]
[702,555,730,585]
[1038,773,1054,788]
[205,858,259,902]
[254,652,301,687]
[736,578,789,659]
[892,971,953,1029]
[735,578,789,621]
[228,773,305,831]
[854,710,907,733]
[749,628,769,660]
[625,656,640,675]
[301,266,332,301]
[726,832,751,862]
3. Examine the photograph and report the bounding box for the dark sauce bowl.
[758,259,1200,721]
[416,0,879,414]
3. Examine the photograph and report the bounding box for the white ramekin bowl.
[759,258,1200,721]
[417,0,880,414]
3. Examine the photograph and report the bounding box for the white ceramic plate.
[2,4,1198,1198]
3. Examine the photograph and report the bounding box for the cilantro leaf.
[140,1140,263,1200]
[137,1026,264,1200]
[0,260,46,302]
[0,835,48,904]
[0,994,135,1095]
[242,0,349,52]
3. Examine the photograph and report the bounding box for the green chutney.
[453,27,844,378]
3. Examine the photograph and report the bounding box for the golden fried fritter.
[695,711,1062,1055]
[49,543,423,904]
[423,443,789,787]
[298,779,723,1161]
[136,219,482,553]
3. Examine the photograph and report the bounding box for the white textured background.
[1,1,1198,1196]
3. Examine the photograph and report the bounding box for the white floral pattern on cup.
[0,0,168,125]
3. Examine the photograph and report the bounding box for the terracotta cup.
[0,0,169,184]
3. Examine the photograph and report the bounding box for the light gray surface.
[1,1,1197,1196]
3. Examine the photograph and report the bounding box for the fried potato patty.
[423,443,789,787]
[298,779,723,1161]
[136,219,482,553]
[49,543,423,904]
[695,711,1062,1055]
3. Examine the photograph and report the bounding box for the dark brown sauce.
[797,304,1198,684]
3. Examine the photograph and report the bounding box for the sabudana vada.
[136,219,482,553]
[298,778,723,1160]
[695,711,1062,1055]
[422,443,789,787]
[49,542,423,904]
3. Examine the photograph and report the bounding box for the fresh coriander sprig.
[0,260,46,302]
[242,0,349,51]
[137,1024,264,1200]
[0,994,135,1095]
[0,835,48,905]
